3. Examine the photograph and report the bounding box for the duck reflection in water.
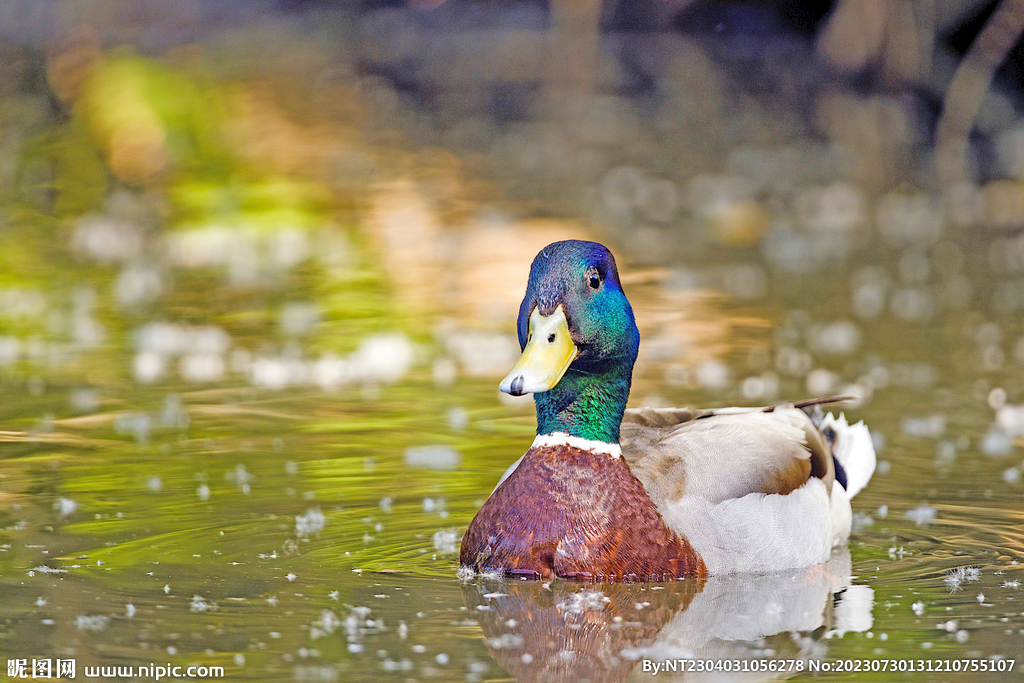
[463,547,872,683]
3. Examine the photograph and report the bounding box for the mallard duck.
[460,240,875,580]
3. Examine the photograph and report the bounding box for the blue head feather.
[516,240,640,442]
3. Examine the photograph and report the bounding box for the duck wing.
[621,401,841,510]
[622,399,874,574]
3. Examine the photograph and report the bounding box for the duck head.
[499,240,639,443]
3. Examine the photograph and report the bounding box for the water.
[2,231,1023,681]
[2,7,1024,683]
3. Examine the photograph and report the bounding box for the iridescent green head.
[499,240,639,443]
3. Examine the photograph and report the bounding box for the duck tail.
[821,412,876,499]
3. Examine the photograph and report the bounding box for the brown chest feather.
[460,444,705,581]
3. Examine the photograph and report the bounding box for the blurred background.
[1,1,1024,681]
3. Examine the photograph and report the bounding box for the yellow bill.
[499,305,578,396]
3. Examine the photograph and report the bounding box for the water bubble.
[988,388,1007,409]
[876,193,942,247]
[75,615,109,631]
[806,369,837,395]
[309,354,353,391]
[423,498,445,514]
[250,356,298,389]
[405,445,460,470]
[980,345,1005,371]
[741,376,765,399]
[905,505,937,526]
[981,429,1013,457]
[935,441,956,467]
[73,215,143,263]
[189,595,216,613]
[133,352,166,383]
[943,567,980,592]
[811,320,861,354]
[901,414,945,438]
[70,387,98,413]
[179,353,225,383]
[350,334,414,384]
[446,407,469,431]
[720,265,767,300]
[0,289,46,321]
[268,229,309,271]
[280,302,321,337]
[115,265,162,308]
[0,336,20,365]
[432,357,457,386]
[485,633,524,650]
[557,591,609,613]
[775,347,812,376]
[851,268,889,319]
[295,508,326,538]
[996,405,1024,438]
[445,332,518,379]
[695,359,729,390]
[226,465,253,489]
[794,183,865,234]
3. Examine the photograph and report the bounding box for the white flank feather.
[661,478,834,575]
[822,412,876,499]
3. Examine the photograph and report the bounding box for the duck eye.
[588,273,601,289]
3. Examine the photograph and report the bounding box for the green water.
[0,31,1022,683]
[1,233,1022,682]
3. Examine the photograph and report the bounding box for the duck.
[460,240,875,581]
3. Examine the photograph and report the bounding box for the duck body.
[460,240,875,580]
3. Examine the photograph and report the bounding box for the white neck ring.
[531,432,621,458]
